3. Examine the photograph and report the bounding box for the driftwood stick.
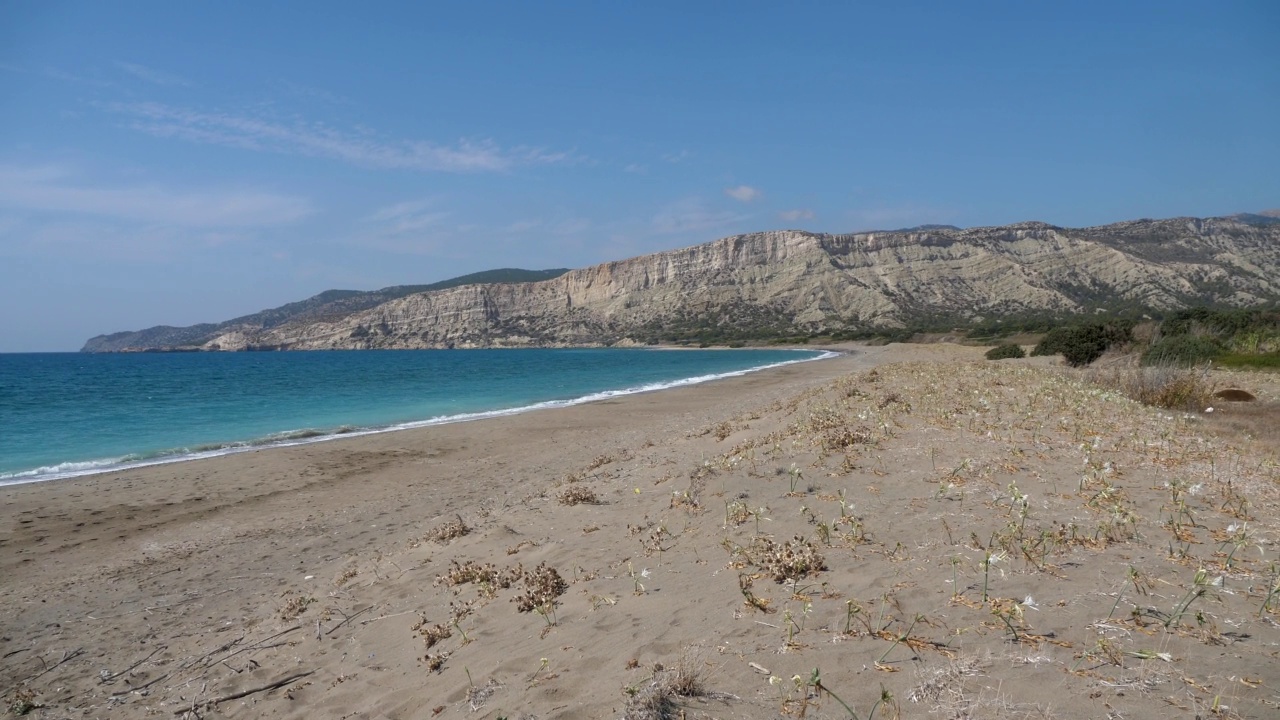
[326,605,374,636]
[179,635,243,671]
[213,626,301,666]
[110,671,171,697]
[173,670,315,713]
[102,646,165,683]
[20,647,84,687]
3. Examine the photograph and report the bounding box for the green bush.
[1031,319,1134,367]
[985,343,1026,360]
[1029,327,1071,357]
[1140,335,1223,367]
[1061,326,1110,367]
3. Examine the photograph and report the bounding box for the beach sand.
[3,343,1278,719]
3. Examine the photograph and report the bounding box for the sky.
[1,2,1277,351]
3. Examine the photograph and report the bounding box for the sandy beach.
[3,343,1279,719]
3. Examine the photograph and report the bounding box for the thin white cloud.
[365,199,450,235]
[662,150,690,164]
[109,102,578,173]
[652,197,748,235]
[553,218,591,235]
[116,61,192,87]
[725,185,762,203]
[779,208,815,221]
[0,164,313,227]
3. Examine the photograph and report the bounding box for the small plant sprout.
[530,657,549,682]
[1222,522,1250,569]
[769,674,786,704]
[1166,567,1212,628]
[844,599,861,635]
[868,682,899,720]
[627,562,648,595]
[950,556,962,600]
[816,521,832,546]
[807,668,860,720]
[837,489,854,521]
[1261,563,1280,617]
[980,550,1007,603]
[751,506,769,534]
[878,613,923,664]
[788,463,804,493]
[990,598,1024,641]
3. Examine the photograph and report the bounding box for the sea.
[0,348,832,486]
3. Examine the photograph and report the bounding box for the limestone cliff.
[82,215,1280,351]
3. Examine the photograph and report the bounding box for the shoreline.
[0,343,890,583]
[0,347,838,488]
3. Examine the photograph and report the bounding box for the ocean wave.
[0,350,836,487]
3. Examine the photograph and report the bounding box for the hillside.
[82,215,1280,351]
[81,268,570,352]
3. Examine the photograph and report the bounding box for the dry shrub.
[434,560,522,589]
[739,535,827,583]
[411,616,452,649]
[1088,362,1215,412]
[513,562,567,613]
[710,420,735,441]
[279,594,315,621]
[558,486,600,506]
[424,514,469,543]
[822,424,874,450]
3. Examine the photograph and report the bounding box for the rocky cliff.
[82,215,1280,351]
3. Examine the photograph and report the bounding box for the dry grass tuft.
[910,656,1055,719]
[622,654,708,720]
[1087,362,1216,411]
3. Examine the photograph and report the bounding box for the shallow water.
[0,348,828,484]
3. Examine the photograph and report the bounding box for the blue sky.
[1,1,1277,351]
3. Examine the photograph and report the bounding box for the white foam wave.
[0,350,837,487]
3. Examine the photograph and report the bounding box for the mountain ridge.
[82,214,1280,351]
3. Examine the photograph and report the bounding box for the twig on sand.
[172,670,315,714]
[212,626,302,667]
[101,646,165,684]
[359,609,416,626]
[179,636,244,671]
[326,605,374,636]
[10,647,84,692]
[110,672,172,697]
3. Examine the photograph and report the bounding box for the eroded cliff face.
[89,217,1280,351]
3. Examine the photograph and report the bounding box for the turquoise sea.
[0,348,830,486]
